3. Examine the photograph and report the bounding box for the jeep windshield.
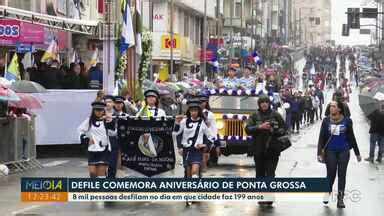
[209,96,258,112]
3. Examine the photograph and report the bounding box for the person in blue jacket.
[317,100,362,208]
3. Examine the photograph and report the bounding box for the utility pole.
[229,0,233,65]
[293,6,296,47]
[203,0,207,79]
[251,0,254,52]
[299,8,302,45]
[149,0,154,80]
[103,0,116,94]
[377,0,379,46]
[240,0,244,70]
[381,0,384,52]
[170,0,174,78]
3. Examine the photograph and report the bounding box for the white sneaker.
[323,193,330,204]
[116,169,128,178]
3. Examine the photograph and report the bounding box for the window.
[235,2,242,18]
[190,16,195,43]
[8,0,31,10]
[195,18,201,45]
[184,14,189,37]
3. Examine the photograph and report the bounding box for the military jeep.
[208,89,261,157]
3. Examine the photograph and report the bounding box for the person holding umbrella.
[365,108,384,163]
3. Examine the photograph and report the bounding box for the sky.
[331,0,378,45]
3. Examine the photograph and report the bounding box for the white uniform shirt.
[78,118,111,152]
[173,118,214,148]
[136,105,166,118]
[203,109,218,140]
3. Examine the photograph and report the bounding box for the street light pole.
[102,0,116,94]
[170,0,174,78]
[203,0,207,79]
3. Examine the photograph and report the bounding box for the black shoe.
[376,158,382,163]
[323,193,330,204]
[337,192,345,208]
[364,157,374,163]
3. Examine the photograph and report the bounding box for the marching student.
[107,96,129,178]
[78,101,113,178]
[136,89,166,118]
[198,94,219,169]
[104,95,115,116]
[173,98,214,206]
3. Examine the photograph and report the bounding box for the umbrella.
[142,79,159,91]
[156,83,173,93]
[8,93,43,109]
[188,79,203,87]
[0,77,11,87]
[164,82,181,92]
[10,80,47,93]
[176,82,191,90]
[359,92,379,116]
[0,86,20,102]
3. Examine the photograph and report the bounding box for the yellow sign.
[161,34,180,50]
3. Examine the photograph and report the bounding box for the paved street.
[1,1,383,215]
[1,80,384,215]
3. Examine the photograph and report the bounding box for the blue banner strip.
[21,178,329,193]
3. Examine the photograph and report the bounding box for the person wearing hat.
[104,95,115,117]
[78,101,114,178]
[159,90,178,116]
[106,96,129,178]
[223,67,240,89]
[173,98,214,206]
[245,95,287,206]
[240,66,256,89]
[136,89,166,118]
[198,94,219,168]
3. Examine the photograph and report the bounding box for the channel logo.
[21,178,67,192]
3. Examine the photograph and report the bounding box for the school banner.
[118,118,176,177]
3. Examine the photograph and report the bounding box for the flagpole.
[4,52,7,77]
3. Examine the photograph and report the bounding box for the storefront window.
[8,0,31,10]
[184,13,189,37]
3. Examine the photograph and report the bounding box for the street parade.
[0,0,384,215]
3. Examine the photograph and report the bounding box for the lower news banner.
[21,178,329,202]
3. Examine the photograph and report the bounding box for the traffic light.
[348,8,360,29]
[362,8,377,18]
[342,24,349,36]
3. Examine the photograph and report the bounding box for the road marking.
[11,205,41,215]
[42,160,69,168]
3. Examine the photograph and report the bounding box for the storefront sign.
[161,34,180,49]
[0,19,44,43]
[16,43,33,53]
[0,19,20,40]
